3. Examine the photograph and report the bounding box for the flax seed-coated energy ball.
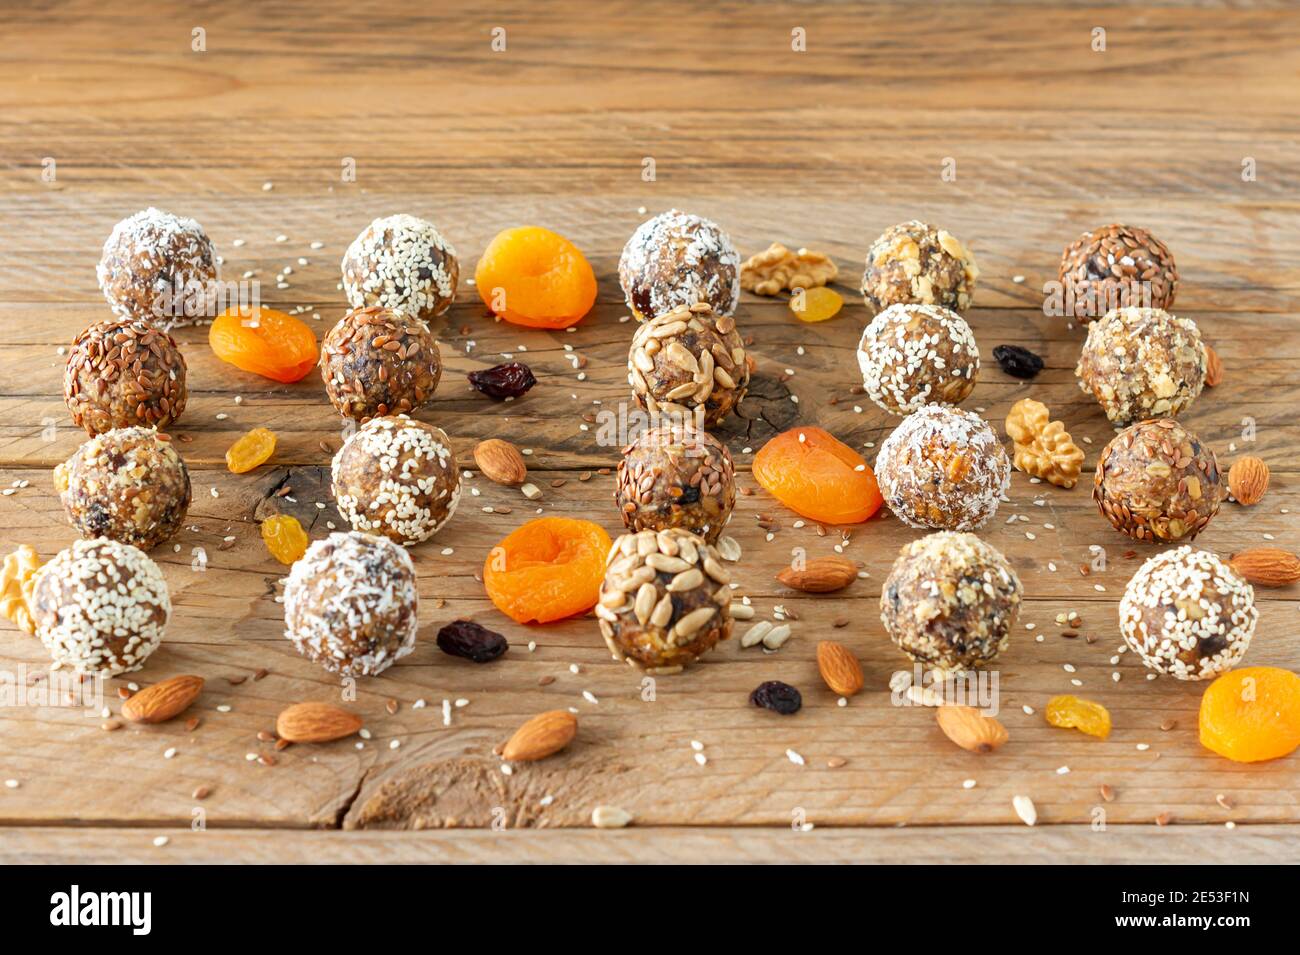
[628,302,749,428]
[861,220,978,315]
[97,208,219,327]
[320,305,443,422]
[857,303,980,415]
[341,214,459,322]
[615,424,735,543]
[64,318,188,435]
[619,210,741,321]
[1059,223,1177,321]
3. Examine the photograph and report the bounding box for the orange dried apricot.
[752,426,883,525]
[484,517,612,624]
[1045,694,1112,739]
[226,427,277,474]
[1200,666,1300,763]
[474,226,597,329]
[262,514,308,565]
[790,286,843,323]
[210,306,319,383]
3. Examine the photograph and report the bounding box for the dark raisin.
[436,620,508,663]
[467,361,537,400]
[749,680,802,715]
[992,344,1044,379]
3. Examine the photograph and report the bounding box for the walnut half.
[1005,398,1085,488]
[740,243,838,296]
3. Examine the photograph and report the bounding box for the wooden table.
[2,0,1298,864]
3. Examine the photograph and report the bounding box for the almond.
[1228,455,1269,506]
[275,702,363,743]
[816,640,864,696]
[473,438,527,486]
[1229,547,1300,587]
[501,709,577,761]
[935,705,1008,753]
[775,555,859,593]
[121,675,204,724]
[1203,343,1222,387]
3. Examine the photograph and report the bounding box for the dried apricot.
[752,426,883,524]
[261,514,308,565]
[210,306,319,383]
[790,286,843,323]
[1200,666,1300,763]
[226,427,277,474]
[484,517,612,624]
[1045,694,1112,739]
[474,226,597,329]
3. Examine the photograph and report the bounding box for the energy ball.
[1076,306,1206,426]
[619,209,741,321]
[1059,223,1177,321]
[875,404,1010,531]
[283,531,419,678]
[615,423,735,543]
[595,528,733,673]
[1119,546,1256,680]
[320,305,443,422]
[332,415,460,546]
[31,538,170,675]
[97,208,218,327]
[55,427,191,551]
[857,303,980,415]
[861,220,978,315]
[881,531,1021,673]
[341,214,459,322]
[64,318,188,435]
[1094,418,1222,543]
[628,302,749,428]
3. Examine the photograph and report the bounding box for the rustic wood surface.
[1,0,1298,863]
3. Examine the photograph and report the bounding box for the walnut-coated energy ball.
[1094,418,1222,543]
[55,427,191,551]
[1076,306,1206,426]
[875,404,1010,531]
[31,538,170,676]
[857,303,979,415]
[64,318,188,435]
[341,214,459,322]
[628,303,749,428]
[619,209,741,321]
[1119,546,1256,680]
[283,531,419,678]
[616,424,735,543]
[320,305,443,422]
[1059,223,1177,321]
[595,528,733,673]
[861,220,978,315]
[332,415,460,546]
[97,208,219,327]
[881,532,1021,673]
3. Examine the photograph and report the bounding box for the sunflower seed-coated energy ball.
[1058,223,1177,321]
[857,303,980,415]
[341,214,459,322]
[97,208,219,327]
[619,209,741,321]
[1119,546,1256,680]
[861,220,978,315]
[616,424,735,543]
[628,302,749,428]
[64,318,188,435]
[320,305,443,422]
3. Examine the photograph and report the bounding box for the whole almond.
[1228,456,1269,506]
[473,438,527,486]
[1229,547,1300,587]
[275,702,363,743]
[816,640,864,697]
[121,675,204,724]
[1203,343,1222,387]
[936,705,1008,753]
[502,710,577,761]
[775,555,859,593]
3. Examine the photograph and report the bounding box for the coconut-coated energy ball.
[1059,223,1177,321]
[332,416,460,546]
[628,302,749,428]
[616,423,735,543]
[283,531,419,678]
[341,214,459,322]
[1119,546,1256,680]
[857,303,980,415]
[881,531,1021,673]
[97,208,219,327]
[55,427,191,551]
[64,318,188,435]
[619,209,741,321]
[320,305,443,422]
[861,220,978,315]
[31,538,170,675]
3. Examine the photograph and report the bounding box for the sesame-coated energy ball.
[97,208,219,327]
[55,427,191,551]
[857,303,980,415]
[31,538,170,676]
[1059,223,1177,321]
[320,305,443,422]
[628,302,749,428]
[881,532,1021,673]
[861,220,978,315]
[874,404,1010,531]
[1076,306,1206,426]
[616,424,735,543]
[341,214,459,322]
[1119,546,1256,680]
[332,416,460,546]
[64,318,188,435]
[283,532,419,678]
[619,209,741,321]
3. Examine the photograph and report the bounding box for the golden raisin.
[789,286,843,323]
[261,514,308,565]
[1045,695,1112,739]
[226,427,277,474]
